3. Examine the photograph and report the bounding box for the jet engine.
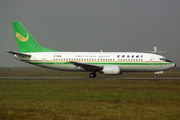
[102,65,122,75]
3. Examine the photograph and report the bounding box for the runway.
[0,77,180,80]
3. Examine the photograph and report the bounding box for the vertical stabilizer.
[12,21,56,53]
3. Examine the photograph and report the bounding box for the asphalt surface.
[0,77,180,80]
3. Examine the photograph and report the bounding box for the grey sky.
[0,0,179,67]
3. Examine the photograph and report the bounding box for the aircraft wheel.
[89,73,96,78]
[153,74,158,78]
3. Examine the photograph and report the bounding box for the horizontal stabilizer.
[6,50,31,57]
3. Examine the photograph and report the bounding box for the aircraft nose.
[172,63,176,68]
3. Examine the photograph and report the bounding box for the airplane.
[7,21,176,78]
[146,46,170,54]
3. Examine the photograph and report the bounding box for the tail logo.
[16,32,29,42]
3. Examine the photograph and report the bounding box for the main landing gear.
[89,73,96,78]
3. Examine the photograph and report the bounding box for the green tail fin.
[12,21,56,53]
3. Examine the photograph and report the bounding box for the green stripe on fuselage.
[28,61,174,66]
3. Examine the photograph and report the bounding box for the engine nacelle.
[102,65,122,75]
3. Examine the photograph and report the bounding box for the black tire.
[153,74,158,78]
[89,73,96,78]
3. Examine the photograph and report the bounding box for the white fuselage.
[15,52,176,72]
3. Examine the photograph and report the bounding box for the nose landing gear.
[153,71,163,78]
[153,74,158,78]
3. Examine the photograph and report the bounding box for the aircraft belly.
[29,61,175,72]
[119,64,173,72]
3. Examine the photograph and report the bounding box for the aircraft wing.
[70,62,103,71]
[6,50,31,57]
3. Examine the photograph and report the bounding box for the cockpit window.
[160,57,172,62]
